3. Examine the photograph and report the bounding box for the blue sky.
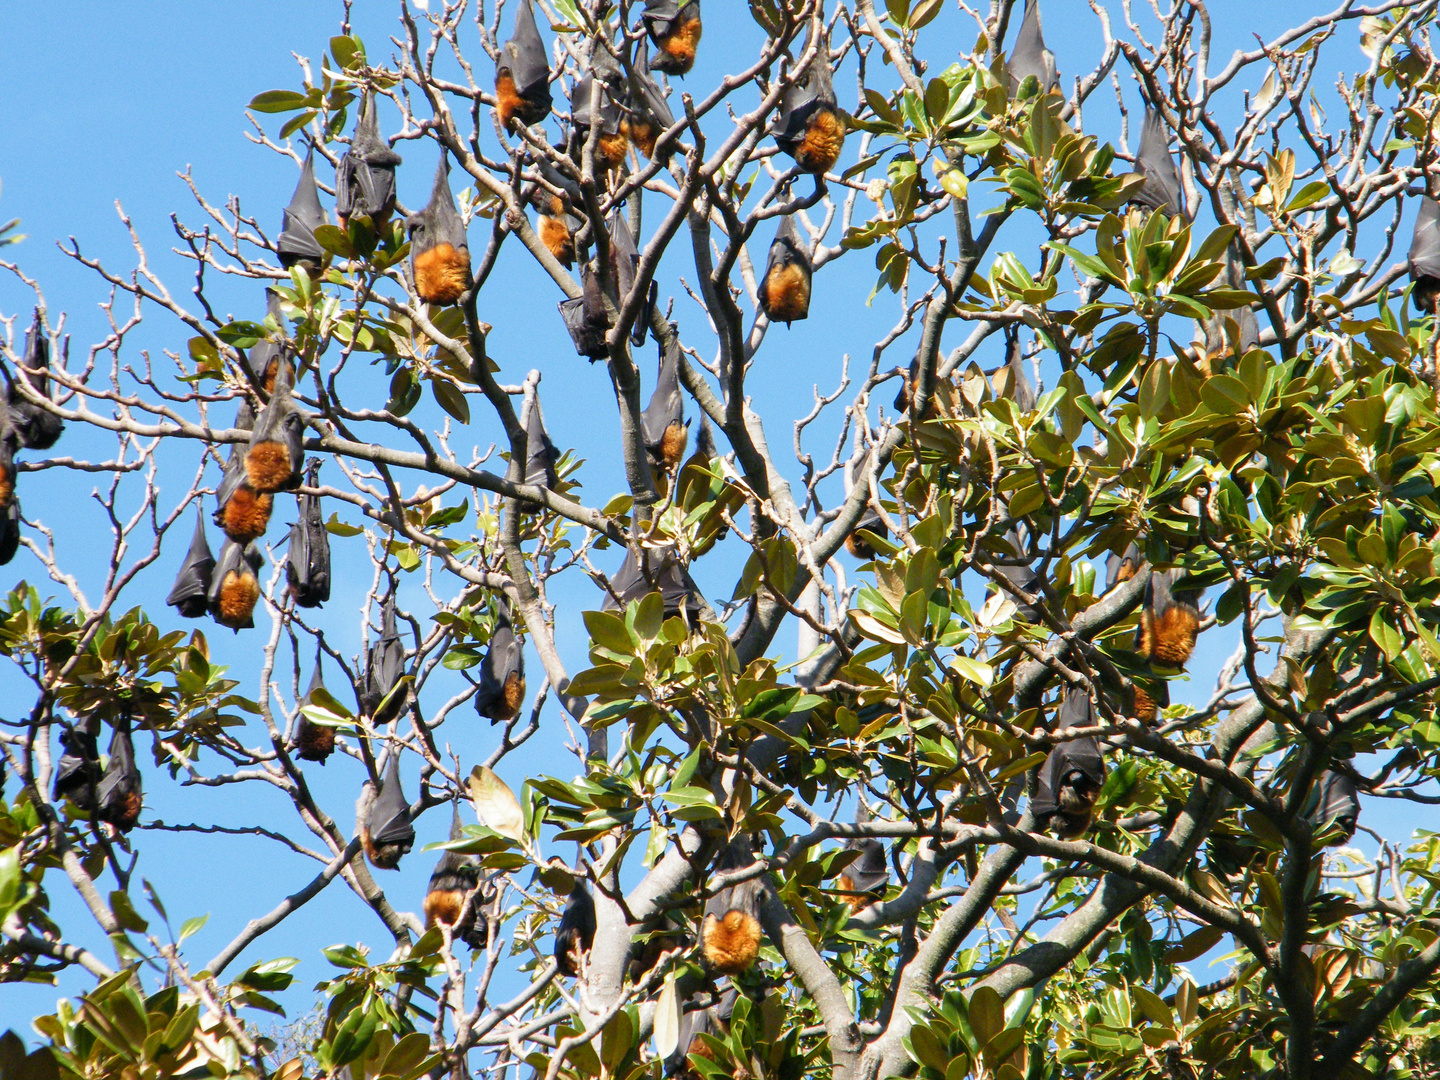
[0,0,1408,1047]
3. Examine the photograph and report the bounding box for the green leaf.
[249,90,310,114]
[432,379,471,425]
[178,914,209,943]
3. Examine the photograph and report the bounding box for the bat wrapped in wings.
[1006,0,1058,94]
[286,459,330,608]
[166,509,215,619]
[701,852,766,975]
[1029,689,1106,839]
[276,146,327,273]
[641,336,688,469]
[495,0,552,129]
[559,263,610,359]
[621,43,676,159]
[96,718,143,833]
[1409,196,1440,311]
[835,804,888,913]
[554,881,596,976]
[772,40,844,175]
[246,291,285,396]
[362,751,415,870]
[335,93,402,227]
[409,153,471,306]
[52,721,99,811]
[214,402,273,544]
[1304,770,1361,847]
[522,393,560,489]
[473,602,525,724]
[6,311,63,451]
[602,543,706,624]
[1137,566,1201,667]
[757,215,811,325]
[207,539,264,632]
[573,74,628,174]
[360,591,406,724]
[425,805,496,948]
[291,648,336,763]
[245,355,304,494]
[643,0,702,77]
[1129,107,1185,219]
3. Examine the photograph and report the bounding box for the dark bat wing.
[1006,0,1058,92]
[642,0,686,37]
[1132,107,1184,218]
[166,509,216,618]
[206,539,249,606]
[573,76,623,134]
[8,312,62,451]
[1307,770,1361,842]
[555,882,596,972]
[1409,196,1440,282]
[995,528,1039,620]
[431,804,480,882]
[337,95,401,220]
[409,152,468,255]
[524,397,560,488]
[248,360,305,493]
[369,753,415,848]
[0,496,19,566]
[601,544,704,621]
[1032,736,1105,817]
[1056,686,1094,732]
[773,54,835,152]
[502,0,552,97]
[844,837,888,893]
[52,723,99,805]
[631,42,675,128]
[277,146,327,267]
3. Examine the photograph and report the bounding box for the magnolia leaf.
[654,973,681,1059]
[470,766,526,844]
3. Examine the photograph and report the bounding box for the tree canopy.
[2,1,1440,1079]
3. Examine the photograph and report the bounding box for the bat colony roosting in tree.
[12,0,1440,1076]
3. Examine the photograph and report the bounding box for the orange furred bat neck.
[702,909,761,974]
[107,790,144,832]
[1145,603,1199,666]
[246,441,296,494]
[661,15,702,74]
[845,532,875,560]
[622,118,658,159]
[0,471,12,508]
[363,827,404,870]
[796,108,844,175]
[221,487,273,544]
[596,131,629,172]
[661,421,689,468]
[759,261,811,323]
[1131,683,1158,725]
[216,569,260,629]
[496,71,532,129]
[540,215,575,266]
[425,888,467,929]
[1113,560,1138,586]
[501,670,526,718]
[260,358,278,396]
[296,722,334,760]
[414,243,472,305]
[836,873,877,914]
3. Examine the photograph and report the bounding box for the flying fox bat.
[527,152,584,266]
[335,93,402,227]
[554,882,596,976]
[1031,694,1105,838]
[1127,668,1168,725]
[1409,196,1440,310]
[425,806,492,948]
[96,719,143,832]
[0,493,18,567]
[773,45,844,175]
[843,457,887,560]
[643,0,702,77]
[247,291,285,396]
[1130,107,1184,219]
[836,805,888,912]
[277,146,327,272]
[1137,567,1200,666]
[1006,0,1058,95]
[215,403,273,544]
[669,989,738,1079]
[993,528,1040,622]
[0,420,14,511]
[573,75,628,173]
[621,43,676,159]
[360,591,405,721]
[474,607,526,723]
[362,752,415,870]
[1306,770,1361,846]
[758,215,811,325]
[292,649,336,763]
[52,722,99,811]
[166,508,216,619]
[409,153,471,306]
[6,312,63,451]
[523,395,560,489]
[1104,542,1143,592]
[608,212,656,346]
[246,357,304,494]
[559,263,610,359]
[496,0,552,129]
[702,857,765,975]
[991,327,1036,413]
[642,337,688,468]
[602,544,705,623]
[286,460,330,608]
[208,540,263,632]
